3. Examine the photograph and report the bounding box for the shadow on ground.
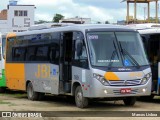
[0,89,137,110]
[137,96,160,104]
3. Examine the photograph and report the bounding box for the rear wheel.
[75,86,89,108]
[27,82,39,101]
[123,97,136,106]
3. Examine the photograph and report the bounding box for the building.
[117,20,126,25]
[0,0,35,33]
[59,17,91,24]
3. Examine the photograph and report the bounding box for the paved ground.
[0,91,160,120]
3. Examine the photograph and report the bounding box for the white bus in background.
[0,33,6,92]
[128,23,160,99]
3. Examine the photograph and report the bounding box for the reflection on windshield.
[116,32,149,66]
[87,32,122,67]
[87,32,149,67]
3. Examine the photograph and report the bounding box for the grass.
[0,91,27,98]
[0,93,27,98]
[154,96,160,99]
[0,100,11,105]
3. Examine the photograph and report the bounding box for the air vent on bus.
[28,23,75,31]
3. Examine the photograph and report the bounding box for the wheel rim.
[28,84,33,98]
[76,90,83,106]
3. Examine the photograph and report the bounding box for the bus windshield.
[87,31,149,67]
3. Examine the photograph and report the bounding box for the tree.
[53,14,64,22]
[97,21,101,24]
[105,21,110,24]
[35,20,50,24]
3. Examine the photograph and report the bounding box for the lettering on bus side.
[34,64,57,80]
[35,64,50,78]
[35,64,57,80]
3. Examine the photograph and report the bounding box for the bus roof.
[7,24,136,37]
[137,28,160,34]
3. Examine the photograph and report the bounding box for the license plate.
[120,88,131,94]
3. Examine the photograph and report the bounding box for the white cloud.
[18,0,144,23]
[0,0,158,23]
[35,13,53,21]
[19,0,73,7]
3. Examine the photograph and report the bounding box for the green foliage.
[35,20,50,24]
[53,14,64,22]
[105,21,110,24]
[0,100,11,104]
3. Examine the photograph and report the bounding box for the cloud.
[18,0,126,23]
[18,0,151,23]
[35,13,53,21]
[0,0,159,23]
[72,0,125,9]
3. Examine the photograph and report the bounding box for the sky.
[0,0,159,23]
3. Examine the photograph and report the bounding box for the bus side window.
[73,32,88,69]
[35,46,49,61]
[49,44,59,64]
[26,47,36,61]
[13,47,26,61]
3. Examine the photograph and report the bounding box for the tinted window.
[2,37,6,59]
[26,47,36,61]
[13,47,26,61]
[35,46,49,61]
[73,32,88,68]
[49,44,59,64]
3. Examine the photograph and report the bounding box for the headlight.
[141,72,152,85]
[93,73,110,86]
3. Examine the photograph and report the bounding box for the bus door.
[59,32,73,93]
[142,34,160,94]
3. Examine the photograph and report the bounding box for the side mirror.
[76,40,83,57]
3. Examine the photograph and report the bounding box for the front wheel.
[123,97,136,106]
[75,86,89,108]
[27,82,39,101]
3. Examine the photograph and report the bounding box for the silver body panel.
[71,67,151,98]
[9,24,151,98]
[25,63,59,94]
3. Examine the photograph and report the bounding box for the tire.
[75,86,88,108]
[0,87,5,93]
[123,97,136,106]
[27,82,39,101]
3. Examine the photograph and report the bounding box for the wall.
[7,5,35,32]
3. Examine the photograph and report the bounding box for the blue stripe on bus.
[159,78,160,85]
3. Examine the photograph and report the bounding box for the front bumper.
[84,78,152,98]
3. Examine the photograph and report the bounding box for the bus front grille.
[109,79,141,86]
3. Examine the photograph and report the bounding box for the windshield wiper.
[108,41,119,69]
[119,41,140,69]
